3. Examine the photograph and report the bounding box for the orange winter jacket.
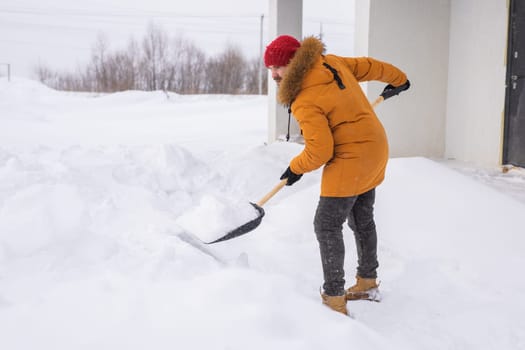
[277,36,407,197]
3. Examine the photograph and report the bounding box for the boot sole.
[345,288,381,302]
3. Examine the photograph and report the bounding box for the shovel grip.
[256,179,288,207]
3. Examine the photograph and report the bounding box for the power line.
[0,17,264,35]
[0,7,351,27]
[0,9,270,37]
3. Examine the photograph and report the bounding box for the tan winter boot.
[345,276,381,302]
[321,293,348,315]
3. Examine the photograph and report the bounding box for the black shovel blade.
[205,202,265,244]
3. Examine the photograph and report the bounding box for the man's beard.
[274,77,282,85]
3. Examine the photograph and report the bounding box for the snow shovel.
[206,178,288,244]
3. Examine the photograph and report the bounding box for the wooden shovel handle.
[371,96,384,108]
[256,179,288,207]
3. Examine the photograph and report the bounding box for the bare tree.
[244,56,267,94]
[34,62,56,86]
[169,36,207,93]
[90,34,111,91]
[141,23,170,91]
[205,45,246,94]
[104,39,140,91]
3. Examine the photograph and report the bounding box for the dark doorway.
[504,0,525,167]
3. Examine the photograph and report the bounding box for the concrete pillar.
[267,0,303,143]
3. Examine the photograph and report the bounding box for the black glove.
[380,79,410,100]
[280,166,303,186]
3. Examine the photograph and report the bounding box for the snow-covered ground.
[1,78,524,349]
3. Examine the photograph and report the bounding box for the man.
[264,35,410,315]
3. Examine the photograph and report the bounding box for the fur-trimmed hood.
[277,36,326,105]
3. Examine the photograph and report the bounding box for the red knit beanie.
[264,35,301,67]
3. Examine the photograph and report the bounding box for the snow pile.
[1,78,525,350]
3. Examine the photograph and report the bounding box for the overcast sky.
[0,0,355,79]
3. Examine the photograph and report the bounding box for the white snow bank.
[1,79,525,350]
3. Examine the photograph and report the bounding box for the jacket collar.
[277,36,325,106]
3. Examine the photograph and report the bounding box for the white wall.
[445,0,508,166]
[354,0,370,58]
[356,0,451,159]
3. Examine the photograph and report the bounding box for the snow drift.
[1,79,524,350]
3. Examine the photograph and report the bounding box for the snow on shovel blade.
[205,202,265,244]
[175,195,263,244]
[205,179,287,244]
[175,180,286,245]
[204,179,287,244]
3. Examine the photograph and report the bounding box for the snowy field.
[1,78,525,349]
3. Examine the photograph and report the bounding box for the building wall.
[356,0,450,159]
[445,0,508,166]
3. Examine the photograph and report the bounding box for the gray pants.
[313,189,378,296]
